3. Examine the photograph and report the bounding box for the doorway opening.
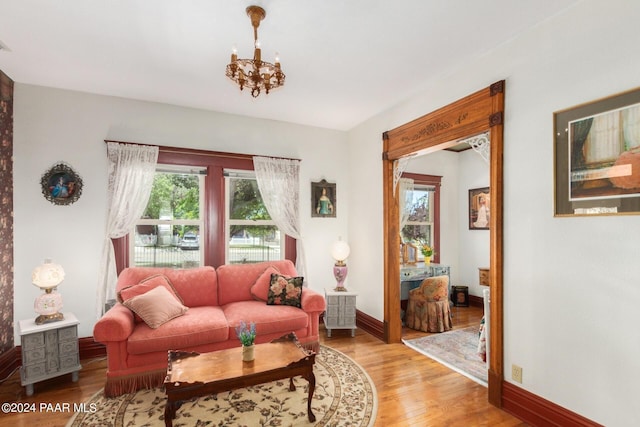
[382,80,505,406]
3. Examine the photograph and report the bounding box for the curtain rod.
[104,139,300,162]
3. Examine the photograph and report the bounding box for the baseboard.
[468,294,484,308]
[502,381,603,427]
[356,310,384,341]
[0,347,20,382]
[79,337,106,360]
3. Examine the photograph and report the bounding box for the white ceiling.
[0,0,580,131]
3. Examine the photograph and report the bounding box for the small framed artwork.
[40,162,83,206]
[554,86,640,216]
[400,242,418,265]
[311,179,336,217]
[469,187,490,230]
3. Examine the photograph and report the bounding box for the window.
[401,184,435,250]
[113,145,296,273]
[225,171,284,264]
[401,173,441,262]
[131,166,205,268]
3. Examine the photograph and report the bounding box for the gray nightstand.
[324,288,357,337]
[18,312,82,396]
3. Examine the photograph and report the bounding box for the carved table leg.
[164,400,176,427]
[306,370,316,422]
[289,377,296,391]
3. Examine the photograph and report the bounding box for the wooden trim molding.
[382,80,505,407]
[78,337,106,360]
[0,347,20,382]
[355,310,384,341]
[503,382,604,427]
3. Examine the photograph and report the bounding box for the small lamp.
[32,259,65,324]
[331,239,350,292]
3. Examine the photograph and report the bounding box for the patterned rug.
[67,345,376,427]
[403,326,488,386]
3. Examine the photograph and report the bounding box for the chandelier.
[225,5,285,98]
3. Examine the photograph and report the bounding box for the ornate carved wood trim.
[490,112,504,127]
[382,80,505,408]
[490,80,505,96]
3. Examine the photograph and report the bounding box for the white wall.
[346,0,640,425]
[13,85,349,339]
[458,149,490,297]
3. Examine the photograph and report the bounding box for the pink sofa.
[93,260,326,397]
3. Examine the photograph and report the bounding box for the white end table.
[18,312,82,396]
[324,288,357,337]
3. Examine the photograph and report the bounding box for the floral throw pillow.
[267,274,304,308]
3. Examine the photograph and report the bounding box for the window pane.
[229,226,281,263]
[401,185,435,250]
[133,225,201,268]
[401,224,432,246]
[408,189,431,222]
[229,178,271,220]
[144,173,200,220]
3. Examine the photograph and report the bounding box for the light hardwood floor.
[0,306,527,426]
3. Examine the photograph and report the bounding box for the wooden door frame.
[382,80,504,406]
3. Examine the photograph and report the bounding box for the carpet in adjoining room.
[67,345,377,427]
[403,326,488,386]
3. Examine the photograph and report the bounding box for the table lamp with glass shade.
[32,259,65,325]
[331,239,351,291]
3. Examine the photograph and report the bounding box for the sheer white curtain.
[97,142,158,318]
[399,177,414,241]
[253,156,307,282]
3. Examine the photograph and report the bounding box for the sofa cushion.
[217,260,298,306]
[123,286,188,329]
[127,306,228,355]
[267,274,303,308]
[250,266,280,302]
[222,301,308,338]
[117,266,218,308]
[118,274,183,304]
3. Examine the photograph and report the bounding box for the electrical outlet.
[512,364,523,383]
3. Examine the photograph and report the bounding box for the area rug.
[67,345,376,427]
[403,326,488,386]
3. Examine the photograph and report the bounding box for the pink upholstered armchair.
[405,275,453,333]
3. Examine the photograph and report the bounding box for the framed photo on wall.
[554,86,640,216]
[311,179,336,217]
[469,187,490,230]
[40,162,83,206]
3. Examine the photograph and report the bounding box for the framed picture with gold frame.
[400,242,417,265]
[469,187,490,230]
[554,87,640,216]
[40,162,83,206]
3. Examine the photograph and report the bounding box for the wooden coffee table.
[163,333,316,427]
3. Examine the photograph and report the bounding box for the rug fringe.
[104,369,166,397]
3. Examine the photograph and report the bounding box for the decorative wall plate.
[40,162,83,205]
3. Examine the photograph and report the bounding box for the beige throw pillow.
[123,285,188,329]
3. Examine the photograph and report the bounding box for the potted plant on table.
[419,242,434,265]
[235,321,257,362]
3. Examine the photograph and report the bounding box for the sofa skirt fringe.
[302,340,320,355]
[104,369,166,397]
